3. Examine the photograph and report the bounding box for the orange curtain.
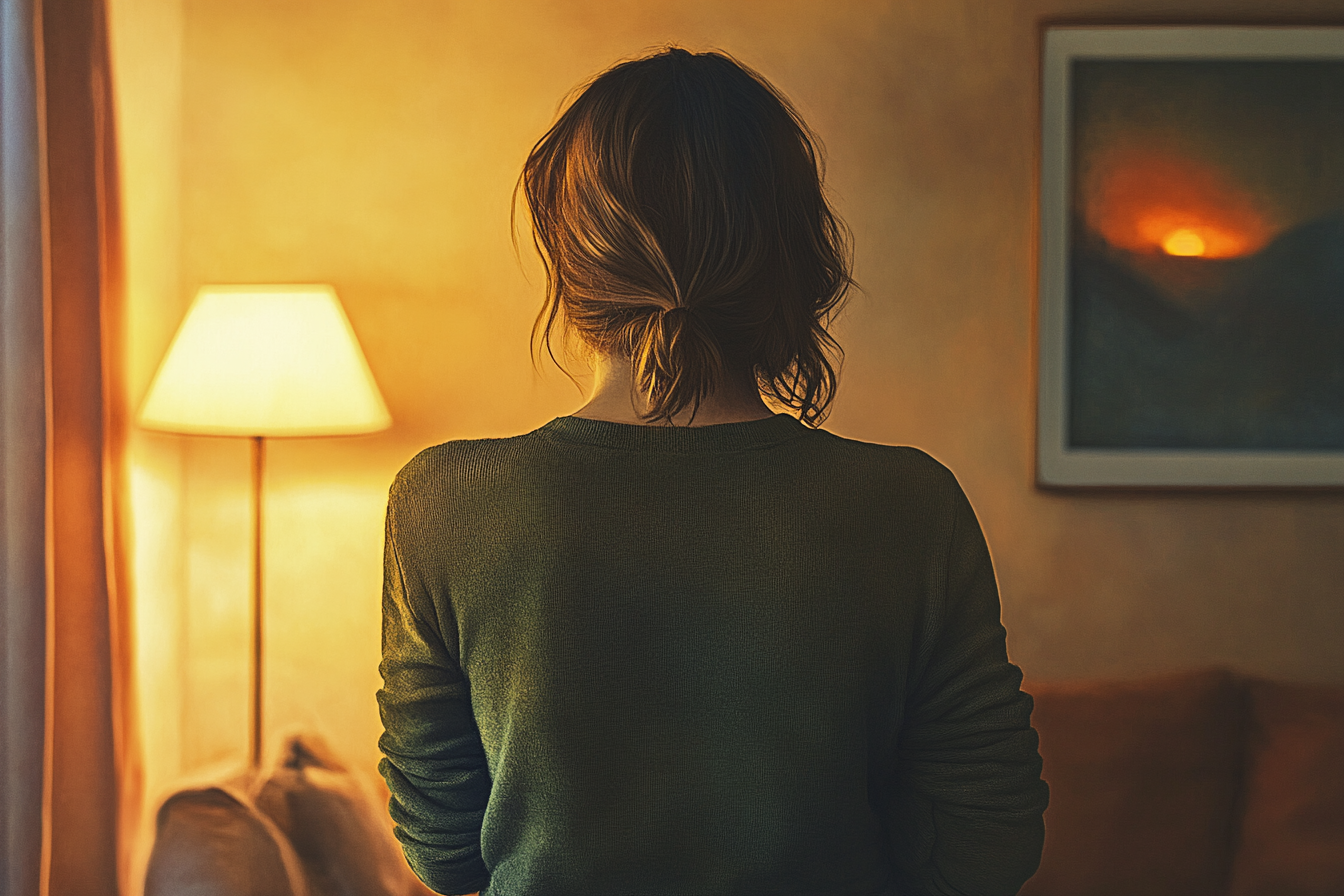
[43,0,140,891]
[0,0,138,892]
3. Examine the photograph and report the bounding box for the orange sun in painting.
[1081,146,1276,259]
[1161,228,1206,256]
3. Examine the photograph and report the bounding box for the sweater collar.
[538,412,809,452]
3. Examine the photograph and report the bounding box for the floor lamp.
[138,284,391,770]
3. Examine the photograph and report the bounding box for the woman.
[377,47,1048,896]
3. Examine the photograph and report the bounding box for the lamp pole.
[249,434,265,770]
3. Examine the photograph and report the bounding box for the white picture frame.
[1038,26,1344,487]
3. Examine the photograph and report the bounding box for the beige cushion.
[1020,667,1245,896]
[253,733,436,896]
[144,785,309,896]
[1228,680,1344,896]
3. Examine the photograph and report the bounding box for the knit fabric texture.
[377,413,1049,896]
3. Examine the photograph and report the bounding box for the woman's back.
[378,45,1047,896]
[379,413,1047,895]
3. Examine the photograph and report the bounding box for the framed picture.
[1038,26,1344,487]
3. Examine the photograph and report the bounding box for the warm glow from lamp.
[139,284,391,436]
[137,283,390,771]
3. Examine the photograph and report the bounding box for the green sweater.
[377,413,1048,896]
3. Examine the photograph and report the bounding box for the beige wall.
[108,0,186,884]
[113,0,1344,845]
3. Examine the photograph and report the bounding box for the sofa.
[144,667,1344,896]
[143,734,436,896]
[1021,667,1344,896]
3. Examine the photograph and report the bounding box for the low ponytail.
[628,305,727,424]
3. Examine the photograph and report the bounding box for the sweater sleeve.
[883,476,1049,896]
[377,491,492,896]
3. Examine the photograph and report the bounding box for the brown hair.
[518,47,853,425]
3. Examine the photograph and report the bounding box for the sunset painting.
[1066,58,1344,453]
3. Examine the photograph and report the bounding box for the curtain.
[1,0,138,893]
[0,1,50,893]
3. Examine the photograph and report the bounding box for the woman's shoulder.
[389,430,547,501]
[807,426,962,491]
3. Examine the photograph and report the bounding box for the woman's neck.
[571,353,775,427]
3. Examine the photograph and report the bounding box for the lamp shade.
[139,284,392,436]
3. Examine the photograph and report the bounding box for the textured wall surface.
[116,0,1344,800]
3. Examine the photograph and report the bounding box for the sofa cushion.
[1228,679,1344,896]
[253,733,435,896]
[1019,667,1246,896]
[143,785,309,896]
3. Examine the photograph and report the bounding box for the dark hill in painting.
[1068,214,1344,450]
